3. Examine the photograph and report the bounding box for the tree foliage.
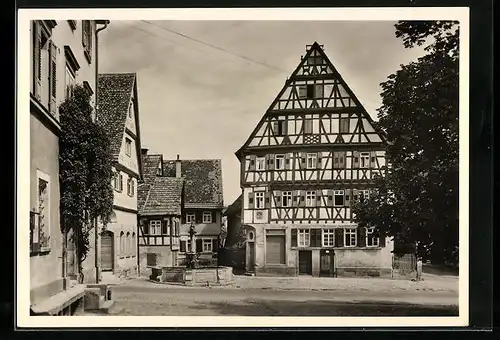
[352,21,459,266]
[59,85,114,280]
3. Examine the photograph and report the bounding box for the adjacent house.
[96,72,143,279]
[137,150,183,278]
[30,20,109,315]
[162,158,224,266]
[234,42,393,277]
[222,194,246,270]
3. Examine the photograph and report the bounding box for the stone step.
[99,300,115,314]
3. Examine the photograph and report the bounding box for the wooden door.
[298,250,312,275]
[248,242,255,270]
[101,232,114,271]
[320,250,335,277]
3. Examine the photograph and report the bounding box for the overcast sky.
[98,20,425,206]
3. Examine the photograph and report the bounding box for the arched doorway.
[245,226,256,272]
[101,230,114,272]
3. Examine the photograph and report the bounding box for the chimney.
[176,154,181,178]
[141,148,149,155]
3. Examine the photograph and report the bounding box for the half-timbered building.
[162,158,224,266]
[236,42,393,277]
[97,72,144,279]
[137,150,183,278]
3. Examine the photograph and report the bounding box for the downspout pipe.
[94,19,110,284]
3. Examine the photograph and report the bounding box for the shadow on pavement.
[188,299,459,316]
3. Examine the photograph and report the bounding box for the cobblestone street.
[80,276,459,316]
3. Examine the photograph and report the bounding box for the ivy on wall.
[59,84,114,281]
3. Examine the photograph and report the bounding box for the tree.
[59,85,114,282]
[352,21,459,266]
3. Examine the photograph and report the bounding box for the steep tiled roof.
[96,73,137,162]
[223,194,242,217]
[141,154,162,185]
[163,159,224,209]
[138,177,184,216]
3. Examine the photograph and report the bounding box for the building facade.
[162,158,225,267]
[235,42,393,278]
[96,73,143,278]
[137,151,183,278]
[30,20,108,313]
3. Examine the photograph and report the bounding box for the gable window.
[306,56,322,65]
[298,84,323,99]
[298,229,310,247]
[256,157,266,171]
[282,191,292,207]
[275,154,285,170]
[255,192,265,209]
[82,20,92,63]
[202,239,213,253]
[303,118,313,134]
[306,153,317,169]
[339,118,350,133]
[322,229,335,247]
[366,227,379,247]
[186,213,195,224]
[149,220,162,235]
[334,190,344,206]
[360,152,370,168]
[202,211,212,224]
[344,228,357,247]
[125,138,132,156]
[272,120,287,136]
[127,177,135,197]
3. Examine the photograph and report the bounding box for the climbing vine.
[59,84,114,281]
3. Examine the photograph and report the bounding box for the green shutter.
[248,192,255,209]
[353,151,360,168]
[370,151,377,169]
[358,227,366,247]
[379,234,386,247]
[196,239,202,252]
[180,241,186,252]
[249,155,256,171]
[345,189,351,207]
[275,191,282,207]
[265,191,271,208]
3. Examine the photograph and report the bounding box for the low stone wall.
[255,266,298,277]
[151,266,234,285]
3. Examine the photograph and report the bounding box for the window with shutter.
[202,211,212,223]
[334,190,345,206]
[322,229,335,247]
[339,118,350,133]
[48,41,57,115]
[360,152,370,169]
[298,229,310,247]
[275,154,285,170]
[291,229,297,247]
[202,239,213,253]
[255,192,264,209]
[305,191,316,207]
[344,228,357,247]
[282,191,292,207]
[82,20,92,62]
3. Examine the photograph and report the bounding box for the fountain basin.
[149,266,234,286]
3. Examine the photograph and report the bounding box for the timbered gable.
[237,42,386,154]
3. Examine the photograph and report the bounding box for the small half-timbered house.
[162,158,224,266]
[235,42,394,277]
[137,150,183,277]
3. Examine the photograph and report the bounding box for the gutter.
[94,19,110,284]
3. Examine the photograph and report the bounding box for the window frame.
[282,191,292,208]
[256,157,266,171]
[202,211,213,224]
[306,153,317,169]
[202,238,213,253]
[305,191,316,207]
[273,120,286,136]
[125,138,132,156]
[255,192,265,209]
[275,154,285,170]
[339,117,350,133]
[64,63,76,100]
[322,229,335,247]
[360,152,371,169]
[366,227,380,247]
[344,228,357,247]
[186,213,196,224]
[333,190,345,207]
[297,229,310,247]
[33,170,51,253]
[149,220,162,236]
